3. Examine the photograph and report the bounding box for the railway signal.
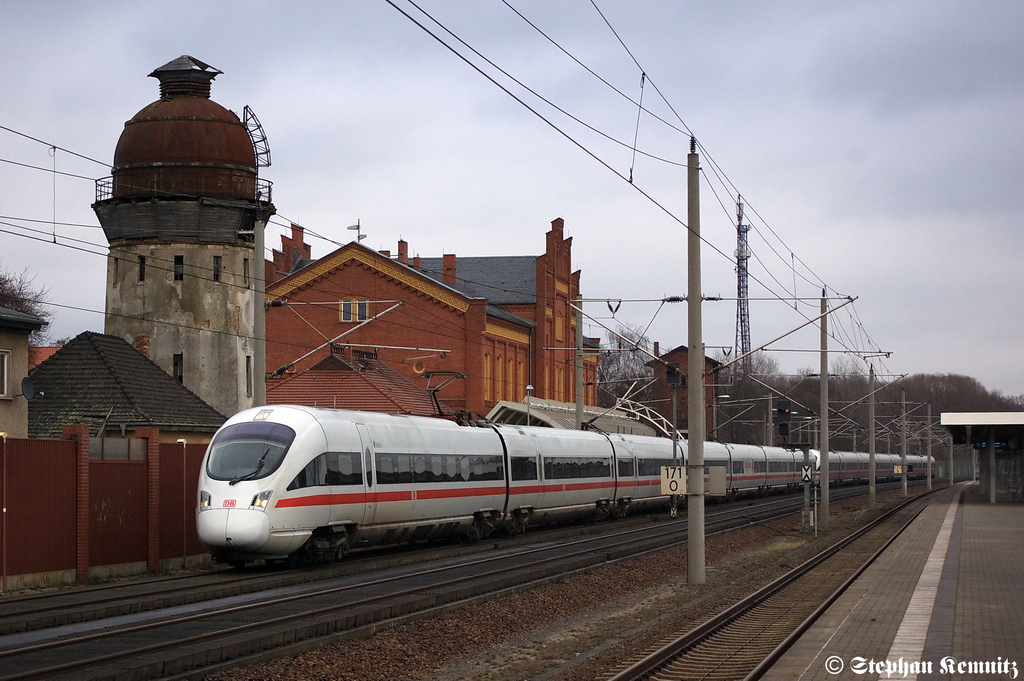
[776,399,792,439]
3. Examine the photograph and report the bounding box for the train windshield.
[206,421,296,484]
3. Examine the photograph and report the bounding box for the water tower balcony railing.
[95,176,273,204]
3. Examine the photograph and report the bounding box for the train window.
[636,458,671,477]
[288,454,326,490]
[364,449,373,487]
[732,461,744,474]
[544,456,611,480]
[467,455,504,482]
[326,452,361,486]
[511,456,538,481]
[373,453,503,484]
[206,421,295,482]
[618,459,636,477]
[753,461,767,473]
[375,453,414,484]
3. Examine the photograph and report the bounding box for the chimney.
[398,240,408,265]
[289,223,306,268]
[653,341,660,358]
[381,250,391,257]
[413,255,422,271]
[443,254,457,286]
[135,335,151,358]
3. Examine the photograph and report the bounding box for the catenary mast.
[735,197,751,368]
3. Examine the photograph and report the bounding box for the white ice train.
[196,405,932,566]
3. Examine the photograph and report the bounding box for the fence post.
[62,425,91,583]
[135,428,161,573]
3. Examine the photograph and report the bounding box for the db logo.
[223,499,237,508]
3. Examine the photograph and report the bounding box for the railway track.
[603,487,941,681]
[0,482,921,680]
[0,485,844,638]
[0,488,854,681]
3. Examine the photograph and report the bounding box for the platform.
[762,482,1024,680]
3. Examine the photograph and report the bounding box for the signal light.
[666,361,684,386]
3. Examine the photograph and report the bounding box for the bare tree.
[714,350,782,444]
[595,323,656,408]
[0,261,53,345]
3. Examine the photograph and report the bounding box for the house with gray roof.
[28,331,225,442]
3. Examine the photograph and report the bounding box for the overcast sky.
[2,1,1022,396]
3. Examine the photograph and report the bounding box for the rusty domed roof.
[110,56,257,200]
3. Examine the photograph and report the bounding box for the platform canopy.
[487,398,656,436]
[940,412,1024,449]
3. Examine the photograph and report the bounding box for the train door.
[355,424,377,527]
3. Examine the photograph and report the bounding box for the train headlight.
[251,490,273,511]
[199,490,211,511]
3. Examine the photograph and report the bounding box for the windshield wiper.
[229,446,271,485]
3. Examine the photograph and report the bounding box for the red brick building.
[649,343,721,438]
[264,218,597,417]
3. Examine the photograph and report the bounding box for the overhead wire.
[499,0,871,361]
[3,8,891,380]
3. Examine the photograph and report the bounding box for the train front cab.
[197,407,330,563]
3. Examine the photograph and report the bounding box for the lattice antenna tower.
[735,196,751,371]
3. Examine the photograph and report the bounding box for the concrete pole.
[988,428,996,503]
[575,297,584,429]
[901,388,908,497]
[686,137,705,585]
[819,292,830,529]
[253,216,267,407]
[868,364,876,510]
[927,403,933,490]
[671,385,679,518]
[948,439,954,486]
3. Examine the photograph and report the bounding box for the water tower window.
[245,356,253,397]
[213,256,222,282]
[138,255,146,282]
[173,255,184,281]
[243,258,250,287]
[173,353,184,384]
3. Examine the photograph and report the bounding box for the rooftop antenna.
[346,219,365,242]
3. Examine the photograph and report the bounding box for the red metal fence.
[158,442,208,560]
[1,438,76,577]
[0,429,208,590]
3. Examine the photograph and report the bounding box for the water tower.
[93,56,275,416]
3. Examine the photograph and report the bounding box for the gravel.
[206,489,918,681]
